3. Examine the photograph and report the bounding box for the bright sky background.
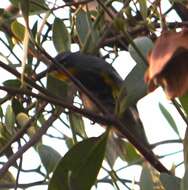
[0,1,186,190]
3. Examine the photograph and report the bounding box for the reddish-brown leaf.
[145,29,188,99]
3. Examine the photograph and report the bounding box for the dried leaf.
[145,29,188,99]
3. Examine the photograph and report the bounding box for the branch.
[0,85,171,174]
[0,85,115,125]
[0,59,171,174]
[0,109,62,178]
[0,102,47,157]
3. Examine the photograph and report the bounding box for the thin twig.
[14,141,22,190]
[151,139,182,148]
[0,180,47,189]
[51,0,94,11]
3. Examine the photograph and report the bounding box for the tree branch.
[0,109,62,178]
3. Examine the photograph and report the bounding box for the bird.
[50,51,149,148]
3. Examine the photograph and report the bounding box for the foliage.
[0,0,187,190]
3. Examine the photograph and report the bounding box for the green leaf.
[10,0,48,14]
[11,20,25,41]
[119,140,141,163]
[76,9,91,46]
[5,105,15,131]
[179,93,188,116]
[129,36,153,66]
[119,36,153,110]
[3,79,21,88]
[48,132,108,190]
[170,0,187,4]
[0,107,3,120]
[0,123,14,158]
[37,144,61,175]
[31,20,38,39]
[5,34,14,49]
[140,165,154,190]
[69,112,87,138]
[12,98,25,115]
[159,103,180,138]
[29,0,48,13]
[160,173,181,190]
[105,135,121,167]
[76,9,99,52]
[52,18,71,53]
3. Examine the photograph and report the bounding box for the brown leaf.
[145,29,188,99]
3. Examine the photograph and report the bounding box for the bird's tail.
[118,107,150,149]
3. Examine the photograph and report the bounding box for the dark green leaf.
[29,0,48,13]
[129,36,153,66]
[76,9,99,52]
[52,18,71,53]
[37,144,61,175]
[3,79,21,88]
[160,173,180,190]
[159,103,180,138]
[48,132,108,190]
[119,37,153,110]
[31,20,38,38]
[12,98,25,115]
[0,107,3,120]
[76,9,91,46]
[10,0,48,14]
[140,165,154,190]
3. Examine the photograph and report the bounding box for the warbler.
[51,51,149,147]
